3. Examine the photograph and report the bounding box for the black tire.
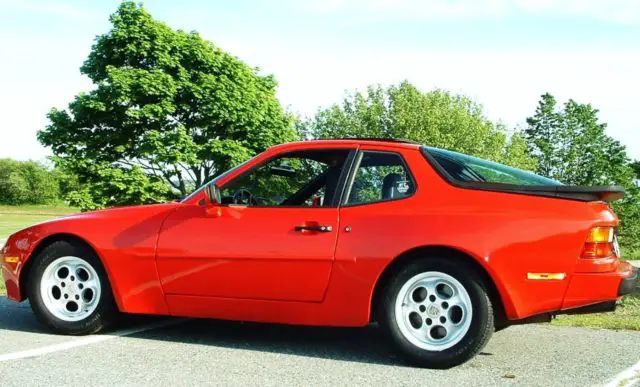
[379,258,494,368]
[26,241,119,335]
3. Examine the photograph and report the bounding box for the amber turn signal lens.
[581,227,617,259]
[581,227,615,259]
[586,227,614,243]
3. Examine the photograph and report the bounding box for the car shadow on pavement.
[132,319,405,365]
[0,297,49,334]
[0,296,404,366]
[129,317,406,367]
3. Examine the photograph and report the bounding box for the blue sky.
[1,0,639,161]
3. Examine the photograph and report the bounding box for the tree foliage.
[632,160,640,180]
[0,159,63,205]
[524,93,633,186]
[525,93,640,252]
[299,81,536,170]
[38,1,296,210]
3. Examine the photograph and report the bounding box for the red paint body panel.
[156,205,339,302]
[0,139,632,327]
[1,204,176,314]
[562,260,632,309]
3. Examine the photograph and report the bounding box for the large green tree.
[525,93,633,186]
[300,81,536,169]
[525,93,640,253]
[38,2,296,210]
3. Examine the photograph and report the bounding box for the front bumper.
[1,236,26,302]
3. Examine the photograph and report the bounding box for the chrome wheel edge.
[394,271,473,351]
[40,256,102,322]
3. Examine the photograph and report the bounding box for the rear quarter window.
[422,146,562,186]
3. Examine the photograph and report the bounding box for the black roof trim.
[316,137,422,145]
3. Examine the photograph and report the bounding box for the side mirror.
[204,183,221,205]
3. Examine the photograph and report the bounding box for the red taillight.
[581,227,616,259]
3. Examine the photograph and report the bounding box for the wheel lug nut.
[70,276,75,281]
[61,283,65,288]
[429,295,436,302]
[419,305,426,313]
[426,318,432,325]
[75,295,80,300]
[79,284,84,289]
[440,316,446,324]
[442,302,449,309]
[64,294,68,299]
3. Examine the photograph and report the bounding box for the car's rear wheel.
[380,258,494,368]
[27,241,118,335]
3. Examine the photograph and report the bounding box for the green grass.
[551,291,640,330]
[0,214,66,241]
[0,204,79,216]
[0,205,77,240]
[1,205,77,296]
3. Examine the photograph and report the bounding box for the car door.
[155,148,356,302]
[334,148,418,273]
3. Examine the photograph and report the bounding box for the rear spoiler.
[465,184,626,202]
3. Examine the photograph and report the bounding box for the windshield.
[422,146,562,186]
[181,156,258,202]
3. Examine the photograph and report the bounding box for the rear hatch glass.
[421,146,623,202]
[423,146,561,186]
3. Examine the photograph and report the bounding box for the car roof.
[269,138,422,152]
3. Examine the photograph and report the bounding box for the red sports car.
[1,139,636,368]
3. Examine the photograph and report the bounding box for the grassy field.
[552,292,640,330]
[0,205,78,242]
[0,205,77,295]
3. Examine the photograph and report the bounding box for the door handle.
[294,225,333,233]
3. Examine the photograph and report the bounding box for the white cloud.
[294,0,640,24]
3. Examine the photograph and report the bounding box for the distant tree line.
[3,2,637,252]
[0,159,77,205]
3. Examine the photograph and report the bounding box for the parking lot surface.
[0,296,638,386]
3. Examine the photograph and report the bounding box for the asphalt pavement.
[0,296,639,386]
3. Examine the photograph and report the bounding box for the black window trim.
[340,149,418,207]
[217,148,358,209]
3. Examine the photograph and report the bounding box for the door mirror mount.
[205,183,222,206]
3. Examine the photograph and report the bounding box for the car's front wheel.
[380,258,494,368]
[27,241,118,335]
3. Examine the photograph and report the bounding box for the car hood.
[5,202,182,249]
[33,202,180,226]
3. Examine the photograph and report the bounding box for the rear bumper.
[618,267,638,296]
[561,260,637,310]
[508,265,637,326]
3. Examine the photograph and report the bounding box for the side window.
[346,151,415,205]
[220,149,350,207]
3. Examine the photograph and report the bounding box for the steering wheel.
[232,188,258,205]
